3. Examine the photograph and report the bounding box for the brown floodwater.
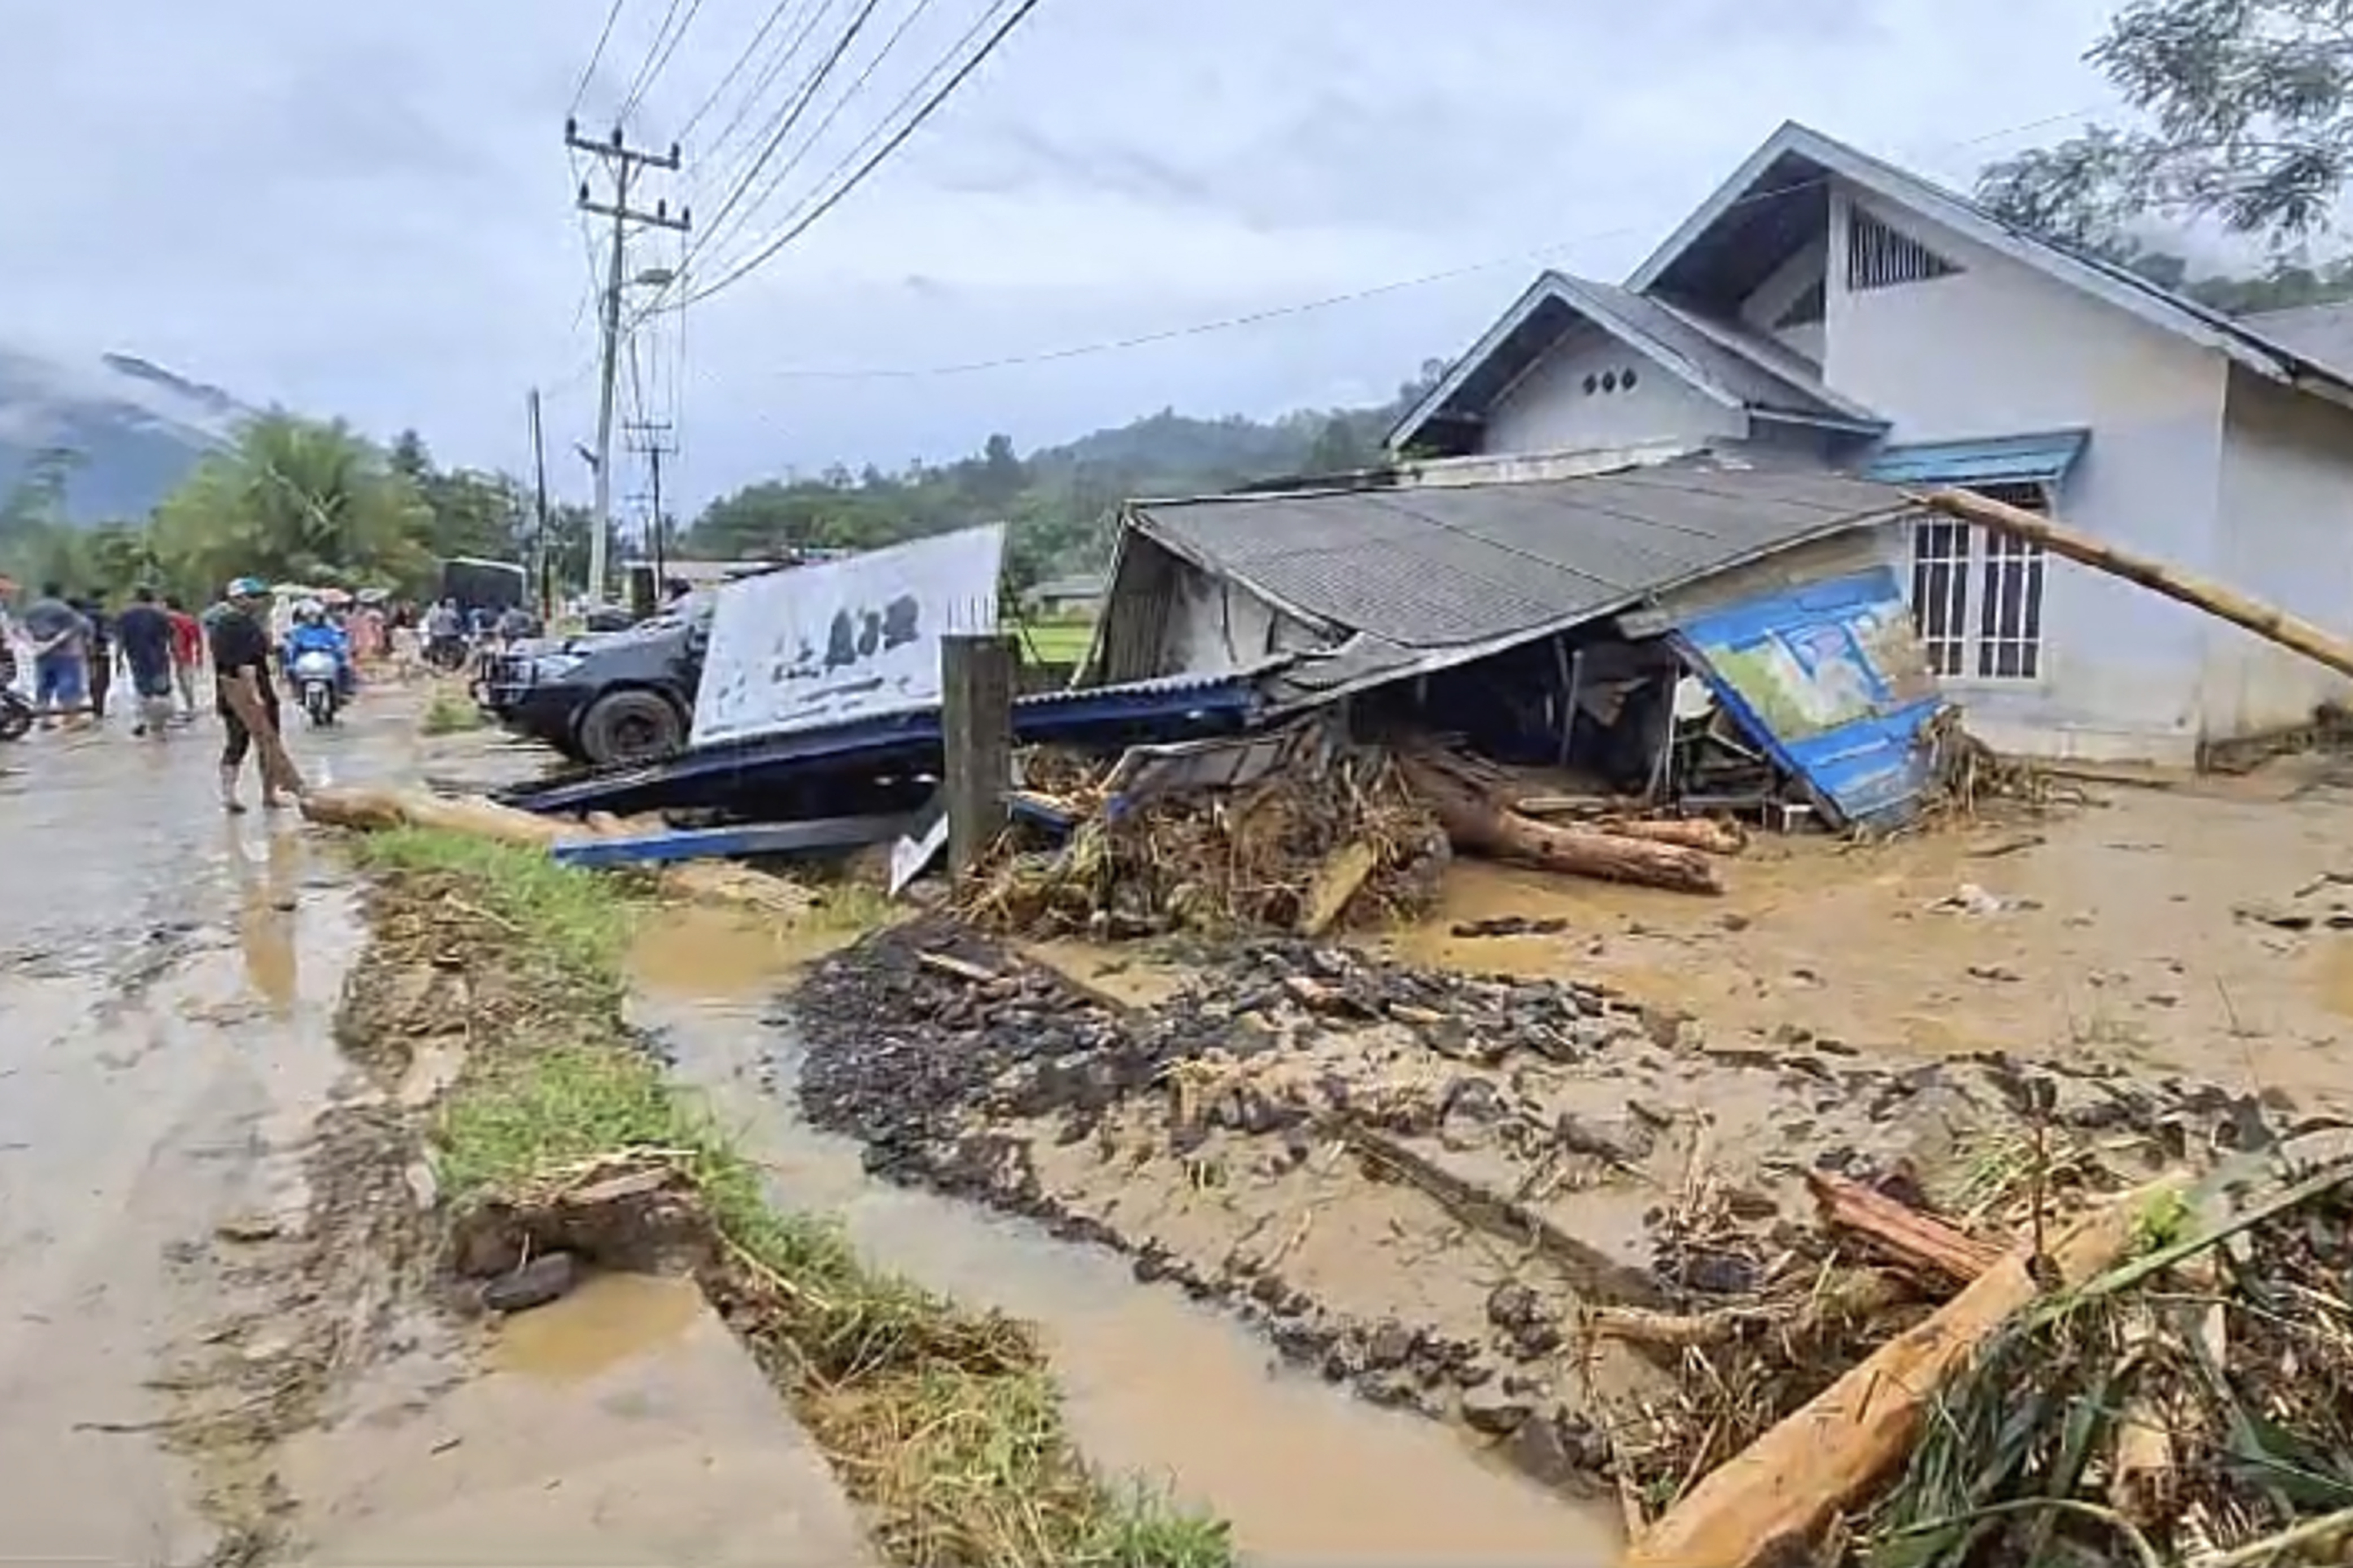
[631,929,1630,1568]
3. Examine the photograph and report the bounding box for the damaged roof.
[1123,455,1909,662]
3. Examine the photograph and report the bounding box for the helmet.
[226,576,269,601]
[294,597,325,624]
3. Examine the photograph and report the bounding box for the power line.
[685,0,945,278]
[619,0,706,123]
[570,0,630,115]
[680,0,1044,309]
[700,0,838,179]
[677,0,799,145]
[685,0,890,269]
[708,99,2106,373]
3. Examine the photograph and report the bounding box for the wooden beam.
[940,633,1018,880]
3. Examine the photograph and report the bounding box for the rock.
[1486,1282,1544,1333]
[1502,1409,1587,1489]
[1459,1381,1534,1436]
[481,1252,579,1314]
[403,1160,440,1213]
[1363,1318,1418,1372]
[1554,1111,1653,1167]
[214,1213,282,1244]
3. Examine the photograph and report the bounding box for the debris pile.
[961,733,1451,938]
[787,917,2333,1520]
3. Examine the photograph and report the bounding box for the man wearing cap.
[209,578,289,812]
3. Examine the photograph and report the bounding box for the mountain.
[0,346,250,524]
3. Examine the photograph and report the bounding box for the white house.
[1390,122,2353,765]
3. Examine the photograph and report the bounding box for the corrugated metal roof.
[1127,457,1910,653]
[1864,429,2089,488]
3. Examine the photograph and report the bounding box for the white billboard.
[689,524,1005,747]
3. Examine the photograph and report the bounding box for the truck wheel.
[576,689,684,765]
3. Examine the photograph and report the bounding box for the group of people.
[1,578,347,813]
[3,582,205,735]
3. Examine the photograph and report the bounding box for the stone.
[1458,1381,1534,1436]
[481,1252,579,1314]
[1502,1410,1586,1489]
[1363,1318,1417,1372]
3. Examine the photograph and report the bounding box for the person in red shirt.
[163,595,205,721]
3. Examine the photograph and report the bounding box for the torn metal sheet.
[1668,566,1943,829]
[551,814,913,868]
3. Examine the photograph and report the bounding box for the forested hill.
[679,360,1449,584]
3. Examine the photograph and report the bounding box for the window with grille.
[1906,482,2047,681]
[1847,208,1961,292]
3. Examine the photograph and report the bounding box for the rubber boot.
[220,764,247,815]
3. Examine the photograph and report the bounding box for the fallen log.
[1622,1176,2185,1568]
[302,785,815,916]
[1806,1171,2007,1286]
[1400,752,1719,894]
[1595,816,1747,856]
[1925,487,2353,682]
[1297,840,1381,937]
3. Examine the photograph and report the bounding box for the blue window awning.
[1864,429,2089,488]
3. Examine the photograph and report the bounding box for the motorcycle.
[425,635,468,674]
[0,685,30,742]
[291,648,342,727]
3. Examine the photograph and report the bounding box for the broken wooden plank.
[1623,1177,2184,1568]
[1926,487,2353,681]
[917,950,999,985]
[1806,1170,2007,1285]
[1296,840,1380,938]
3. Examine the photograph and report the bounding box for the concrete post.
[940,633,1017,880]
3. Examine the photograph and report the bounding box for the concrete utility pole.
[526,388,552,615]
[566,120,687,606]
[623,418,676,588]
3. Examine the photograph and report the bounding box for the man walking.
[210,577,291,813]
[115,586,175,738]
[21,582,90,727]
[164,595,204,719]
[76,595,115,722]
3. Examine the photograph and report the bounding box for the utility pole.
[526,388,552,615]
[623,418,676,590]
[566,119,687,606]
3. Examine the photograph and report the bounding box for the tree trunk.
[1806,1171,2006,1286]
[1623,1177,2185,1568]
[1400,752,1720,894]
[1595,816,1747,856]
[1925,487,2353,681]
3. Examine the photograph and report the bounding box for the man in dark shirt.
[76,597,113,720]
[115,584,175,739]
[209,578,286,813]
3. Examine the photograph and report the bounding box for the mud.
[786,913,2312,1503]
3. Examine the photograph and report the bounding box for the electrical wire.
[677,0,799,146]
[570,0,630,116]
[619,0,706,124]
[700,0,837,178]
[683,0,944,276]
[679,0,1042,309]
[684,0,890,269]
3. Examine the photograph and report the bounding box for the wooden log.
[1297,840,1380,937]
[1924,487,2353,682]
[1622,1177,2184,1568]
[1400,752,1720,894]
[1806,1171,2007,1285]
[1596,816,1748,856]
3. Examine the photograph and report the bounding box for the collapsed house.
[1079,451,1945,831]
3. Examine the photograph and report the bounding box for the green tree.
[151,413,434,597]
[1305,416,1372,474]
[1980,0,2353,244]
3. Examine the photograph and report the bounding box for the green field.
[1013,617,1095,665]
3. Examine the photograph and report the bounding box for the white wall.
[1826,187,2231,763]
[2207,368,2353,737]
[1482,324,1745,456]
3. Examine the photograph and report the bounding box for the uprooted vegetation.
[343,827,1233,1568]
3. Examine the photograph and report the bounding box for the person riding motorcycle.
[280,599,356,699]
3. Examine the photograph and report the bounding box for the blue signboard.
[1670,566,1944,828]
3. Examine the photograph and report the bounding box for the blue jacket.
[283,622,350,665]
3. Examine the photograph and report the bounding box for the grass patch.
[1010,616,1094,666]
[420,687,487,736]
[367,832,1231,1568]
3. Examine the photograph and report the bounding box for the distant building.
[1023,574,1105,618]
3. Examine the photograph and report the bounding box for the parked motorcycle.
[292,648,342,727]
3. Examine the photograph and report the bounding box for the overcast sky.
[0,0,2127,513]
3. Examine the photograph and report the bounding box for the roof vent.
[1846,208,1960,292]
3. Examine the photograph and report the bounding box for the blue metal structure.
[1670,566,1944,828]
[499,668,1264,819]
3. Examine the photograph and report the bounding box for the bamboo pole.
[1922,487,2353,682]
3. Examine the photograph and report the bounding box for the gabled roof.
[1387,271,1881,452]
[1634,121,2353,404]
[2245,302,2353,384]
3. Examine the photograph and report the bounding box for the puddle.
[490,1270,703,1384]
[628,928,1627,1567]
[627,903,862,1002]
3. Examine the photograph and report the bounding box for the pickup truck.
[476,593,710,766]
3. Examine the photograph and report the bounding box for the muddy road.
[0,704,411,1560]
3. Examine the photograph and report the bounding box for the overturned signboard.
[690,524,1005,746]
[1670,565,1944,828]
